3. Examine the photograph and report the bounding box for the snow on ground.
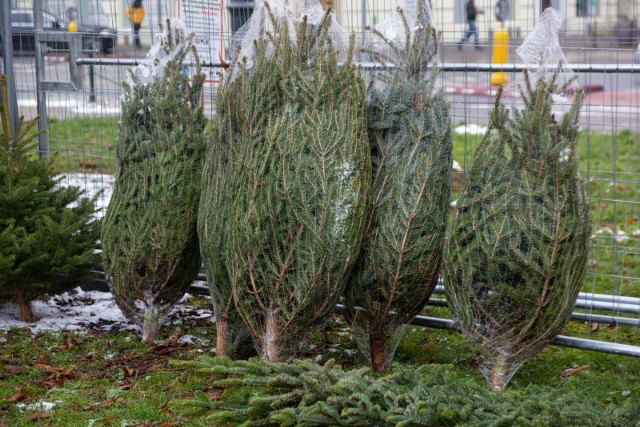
[592,227,631,243]
[454,124,487,135]
[0,287,213,335]
[58,173,115,218]
[0,174,213,337]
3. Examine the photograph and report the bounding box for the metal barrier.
[2,0,639,355]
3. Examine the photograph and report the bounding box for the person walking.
[457,0,483,51]
[126,0,145,48]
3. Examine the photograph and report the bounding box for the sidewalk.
[440,41,640,107]
[441,35,638,65]
[106,40,640,107]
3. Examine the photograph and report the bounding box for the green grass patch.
[47,117,120,175]
[2,301,640,426]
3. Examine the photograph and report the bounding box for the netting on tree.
[227,0,349,79]
[101,20,206,343]
[201,0,370,362]
[505,7,578,100]
[343,0,452,372]
[445,56,591,390]
[365,0,435,67]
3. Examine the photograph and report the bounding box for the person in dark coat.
[457,0,483,51]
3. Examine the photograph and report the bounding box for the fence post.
[33,0,49,157]
[0,0,20,137]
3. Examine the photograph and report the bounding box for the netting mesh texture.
[199,0,369,361]
[445,67,591,391]
[343,0,453,372]
[101,21,207,343]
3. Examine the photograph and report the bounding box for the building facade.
[14,0,640,48]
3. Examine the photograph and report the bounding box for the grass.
[1,296,639,426]
[47,117,119,175]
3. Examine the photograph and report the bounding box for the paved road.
[9,42,640,132]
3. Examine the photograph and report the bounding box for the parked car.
[0,9,117,54]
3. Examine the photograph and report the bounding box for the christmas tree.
[198,98,254,358]
[344,0,452,371]
[101,21,206,342]
[444,67,591,391]
[0,75,100,322]
[208,3,369,362]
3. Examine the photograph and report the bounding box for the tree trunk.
[142,307,161,343]
[262,307,281,362]
[370,332,390,372]
[17,291,35,323]
[216,313,230,357]
[488,355,511,392]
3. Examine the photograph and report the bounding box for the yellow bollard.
[491,28,509,86]
[68,21,78,32]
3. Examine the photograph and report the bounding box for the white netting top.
[127,19,195,88]
[513,8,577,96]
[229,0,349,73]
[516,8,567,68]
[364,0,436,67]
[374,0,433,46]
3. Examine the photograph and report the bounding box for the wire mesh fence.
[2,0,639,352]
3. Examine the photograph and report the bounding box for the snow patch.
[57,173,115,218]
[16,400,61,412]
[177,334,201,346]
[454,124,487,135]
[0,287,213,335]
[592,227,629,243]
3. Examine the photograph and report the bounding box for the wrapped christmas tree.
[198,83,253,359]
[343,0,452,371]
[444,9,591,391]
[199,0,350,359]
[0,75,99,322]
[101,21,206,343]
[209,0,369,362]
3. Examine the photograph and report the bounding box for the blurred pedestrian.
[457,0,484,51]
[126,0,145,48]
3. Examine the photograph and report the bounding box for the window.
[11,12,34,24]
[577,0,598,17]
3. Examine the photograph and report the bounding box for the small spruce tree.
[0,75,100,322]
[444,68,591,391]
[212,5,370,362]
[344,0,452,371]
[101,22,206,343]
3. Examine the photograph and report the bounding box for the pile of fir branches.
[202,4,369,361]
[444,69,591,391]
[101,21,206,342]
[171,356,640,426]
[0,75,100,322]
[344,0,452,371]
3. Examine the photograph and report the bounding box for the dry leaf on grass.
[561,365,590,377]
